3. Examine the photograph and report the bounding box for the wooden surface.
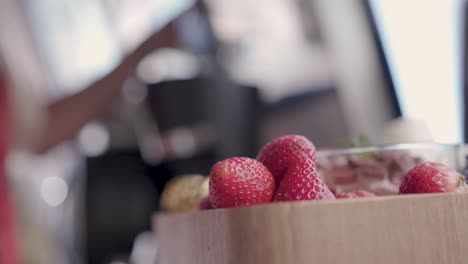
[154,193,468,264]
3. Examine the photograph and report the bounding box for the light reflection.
[78,122,110,156]
[137,49,199,84]
[41,176,68,207]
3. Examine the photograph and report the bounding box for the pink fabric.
[0,73,18,264]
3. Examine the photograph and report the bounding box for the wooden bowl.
[154,193,468,264]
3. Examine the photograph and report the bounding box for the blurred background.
[0,0,466,263]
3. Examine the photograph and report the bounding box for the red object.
[199,197,213,210]
[0,73,18,264]
[256,135,333,202]
[209,157,275,208]
[273,158,335,201]
[399,162,468,194]
[257,135,317,185]
[336,190,376,199]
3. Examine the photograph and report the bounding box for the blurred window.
[369,0,463,143]
[25,0,121,92]
[24,0,193,93]
[205,0,334,102]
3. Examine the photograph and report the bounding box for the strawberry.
[257,135,317,185]
[273,158,335,201]
[257,135,333,202]
[199,197,213,210]
[399,161,468,194]
[336,190,376,199]
[209,157,275,208]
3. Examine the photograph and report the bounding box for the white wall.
[312,0,396,142]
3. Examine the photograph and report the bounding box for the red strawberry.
[336,190,376,199]
[199,197,213,210]
[257,135,317,185]
[273,158,335,201]
[209,157,275,208]
[399,161,468,194]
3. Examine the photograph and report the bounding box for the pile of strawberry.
[204,135,468,209]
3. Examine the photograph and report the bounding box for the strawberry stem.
[458,175,467,187]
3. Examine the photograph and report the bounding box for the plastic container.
[316,143,464,195]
